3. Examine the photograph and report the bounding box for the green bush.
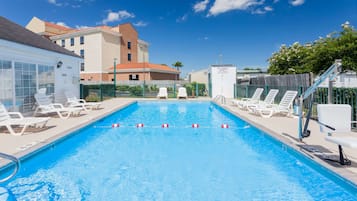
[85,93,100,102]
[129,86,143,96]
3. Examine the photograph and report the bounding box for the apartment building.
[26,17,177,82]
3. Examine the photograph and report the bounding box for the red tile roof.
[44,22,72,31]
[109,63,179,73]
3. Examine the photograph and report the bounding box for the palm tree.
[172,61,183,80]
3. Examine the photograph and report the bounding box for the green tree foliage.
[268,23,357,75]
[172,61,183,71]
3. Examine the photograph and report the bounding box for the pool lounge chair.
[252,90,298,118]
[177,87,188,99]
[157,87,168,99]
[247,89,279,113]
[34,93,83,119]
[317,104,357,165]
[233,88,264,110]
[0,102,49,136]
[65,91,101,111]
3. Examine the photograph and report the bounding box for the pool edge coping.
[217,101,357,188]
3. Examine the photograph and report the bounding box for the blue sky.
[1,0,356,76]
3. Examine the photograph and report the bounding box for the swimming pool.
[1,101,357,200]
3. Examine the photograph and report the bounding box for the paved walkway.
[0,97,357,186]
[222,99,357,185]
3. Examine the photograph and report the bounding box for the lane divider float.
[221,124,229,128]
[112,123,120,128]
[192,123,200,128]
[162,123,169,128]
[136,123,144,128]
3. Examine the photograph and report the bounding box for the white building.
[0,16,82,113]
[188,68,209,89]
[210,64,237,98]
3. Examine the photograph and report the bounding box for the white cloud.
[290,0,305,6]
[134,21,148,27]
[176,14,188,23]
[193,0,210,13]
[53,22,69,27]
[75,25,90,29]
[48,0,62,6]
[102,10,135,24]
[208,0,263,16]
[264,6,273,11]
[252,5,274,14]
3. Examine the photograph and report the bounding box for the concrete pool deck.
[0,97,357,186]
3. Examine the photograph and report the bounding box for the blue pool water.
[1,101,357,200]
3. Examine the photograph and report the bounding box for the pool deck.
[0,97,357,186]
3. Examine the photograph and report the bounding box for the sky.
[1,0,356,77]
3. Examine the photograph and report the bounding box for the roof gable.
[0,16,80,58]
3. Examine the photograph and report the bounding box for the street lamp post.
[113,58,117,97]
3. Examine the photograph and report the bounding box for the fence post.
[234,84,237,99]
[264,85,269,96]
[173,84,176,98]
[245,85,249,98]
[100,84,103,101]
[142,81,145,98]
[80,84,83,99]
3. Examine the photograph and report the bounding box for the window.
[61,39,65,47]
[0,60,13,111]
[129,74,139,80]
[80,49,84,58]
[128,53,131,61]
[70,38,74,46]
[38,64,55,96]
[127,41,131,49]
[80,36,84,44]
[80,63,85,71]
[14,62,37,113]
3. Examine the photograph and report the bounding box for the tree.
[267,22,357,75]
[172,61,183,71]
[267,42,312,74]
[172,61,183,79]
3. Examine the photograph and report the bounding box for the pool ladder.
[214,95,226,105]
[0,152,20,183]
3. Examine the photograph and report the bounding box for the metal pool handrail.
[214,95,226,105]
[0,152,20,183]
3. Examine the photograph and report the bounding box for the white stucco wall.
[102,32,120,73]
[0,39,82,105]
[189,69,209,88]
[210,65,236,98]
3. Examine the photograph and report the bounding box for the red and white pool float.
[112,123,120,128]
[221,124,229,128]
[162,123,169,128]
[136,123,144,128]
[192,123,199,128]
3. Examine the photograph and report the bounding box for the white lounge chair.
[0,102,49,136]
[317,104,357,165]
[65,91,101,111]
[34,93,83,119]
[157,87,168,99]
[247,89,279,112]
[177,87,188,99]
[252,90,298,118]
[233,88,264,109]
